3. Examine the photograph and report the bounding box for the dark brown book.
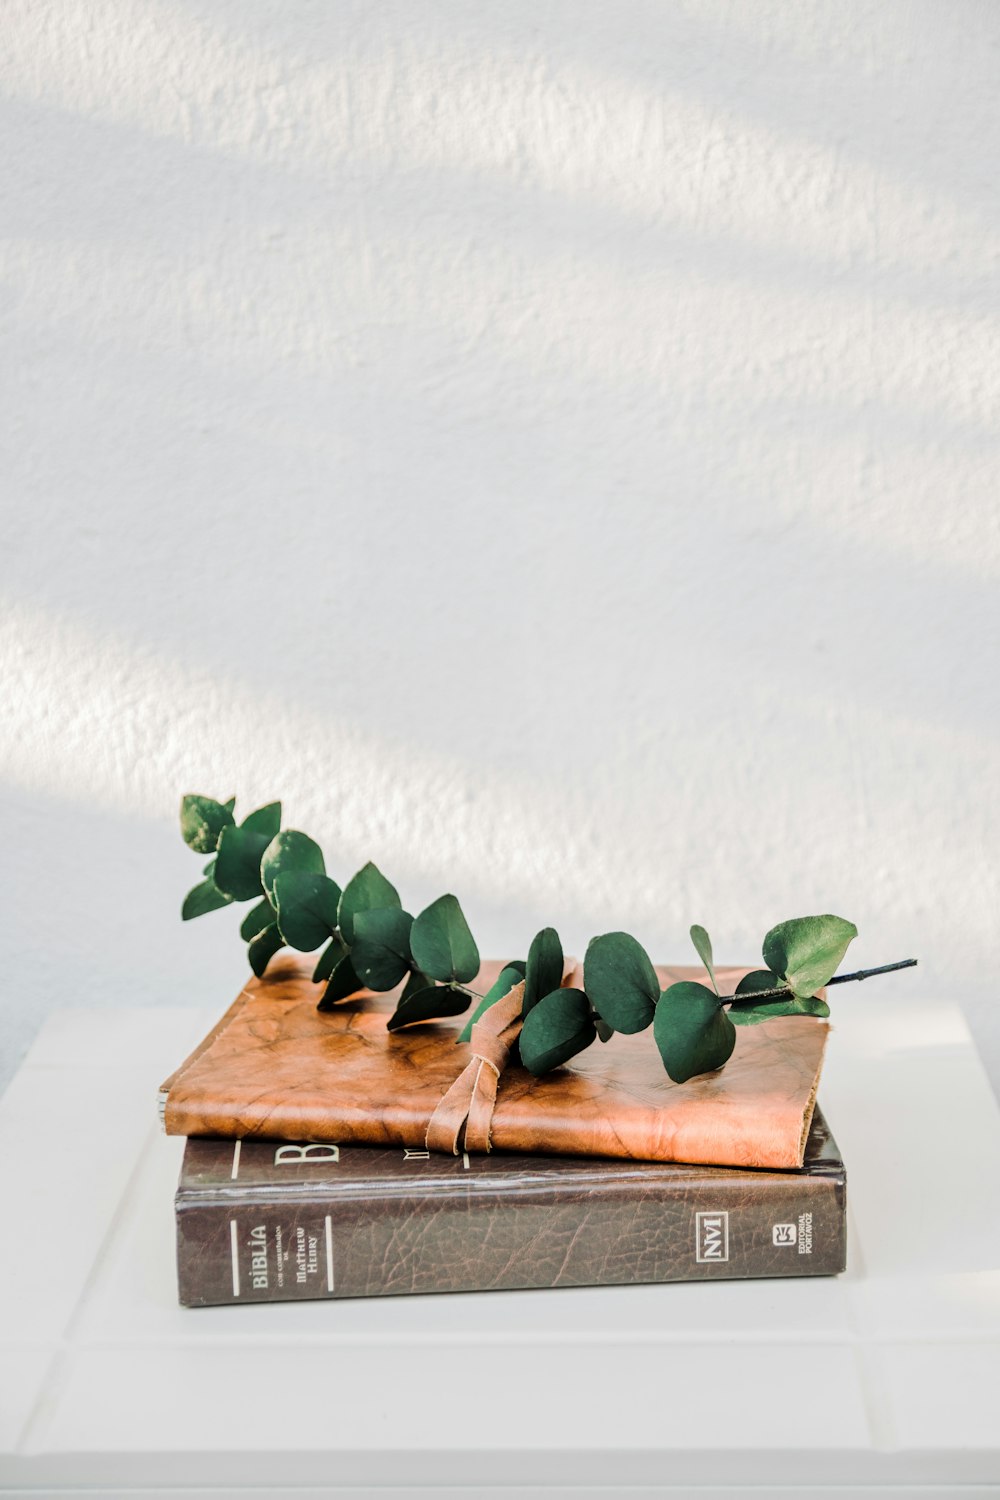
[175,1108,846,1306]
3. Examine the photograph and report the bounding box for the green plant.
[179,793,916,1083]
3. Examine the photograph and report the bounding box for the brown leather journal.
[160,956,828,1169]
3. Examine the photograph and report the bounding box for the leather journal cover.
[161,956,828,1169]
[175,1108,847,1306]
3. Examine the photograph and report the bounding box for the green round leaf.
[654,981,736,1083]
[387,980,471,1031]
[518,988,596,1075]
[352,907,415,991]
[522,928,564,1018]
[762,914,858,998]
[729,969,830,1025]
[214,825,271,901]
[730,995,830,1025]
[398,968,435,1007]
[240,897,277,942]
[312,936,347,983]
[248,922,284,979]
[180,794,235,855]
[595,1017,614,1043]
[786,994,831,1019]
[583,932,658,1034]
[181,876,233,920]
[457,961,525,1044]
[409,894,480,985]
[689,924,718,994]
[728,968,783,1022]
[337,862,401,944]
[734,968,784,997]
[261,830,325,901]
[273,871,342,951]
[240,801,282,840]
[317,953,365,1010]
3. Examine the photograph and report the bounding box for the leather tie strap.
[425,981,526,1155]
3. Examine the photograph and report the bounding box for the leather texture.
[162,956,828,1168]
[425,980,527,1153]
[175,1110,846,1306]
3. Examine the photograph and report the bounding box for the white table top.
[1,991,999,1498]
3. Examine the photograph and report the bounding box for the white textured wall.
[2,1,998,1095]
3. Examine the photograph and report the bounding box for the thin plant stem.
[721,958,918,1006]
[827,959,918,984]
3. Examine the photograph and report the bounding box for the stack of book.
[162,958,847,1307]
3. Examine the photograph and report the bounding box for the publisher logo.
[696,1211,729,1262]
[773,1222,797,1246]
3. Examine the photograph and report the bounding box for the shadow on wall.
[2,4,997,736]
[1,2,998,1089]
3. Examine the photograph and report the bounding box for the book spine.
[176,1170,846,1306]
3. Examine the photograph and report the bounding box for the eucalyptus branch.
[721,959,919,1007]
[827,959,919,985]
[178,793,917,1087]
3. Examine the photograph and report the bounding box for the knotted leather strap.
[425,981,526,1154]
